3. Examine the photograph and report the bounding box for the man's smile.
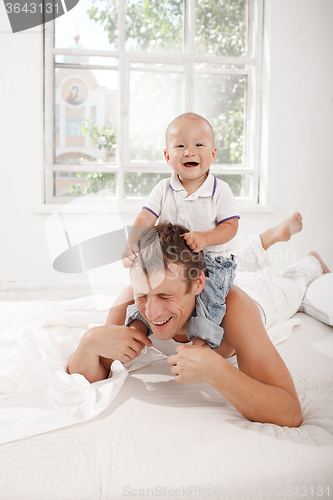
[151,317,172,329]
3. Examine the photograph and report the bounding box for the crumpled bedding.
[0,296,304,445]
[0,296,130,445]
[0,296,332,500]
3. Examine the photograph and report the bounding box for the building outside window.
[44,0,263,204]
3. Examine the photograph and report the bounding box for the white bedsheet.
[0,296,303,446]
[0,296,130,444]
[0,299,332,500]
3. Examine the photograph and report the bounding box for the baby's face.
[164,117,217,185]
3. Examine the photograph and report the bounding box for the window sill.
[33,202,274,215]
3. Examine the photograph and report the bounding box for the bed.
[0,291,332,500]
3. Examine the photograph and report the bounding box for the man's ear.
[164,149,170,163]
[193,271,205,296]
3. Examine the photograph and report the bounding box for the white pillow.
[301,273,333,326]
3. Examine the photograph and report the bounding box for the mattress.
[0,296,332,500]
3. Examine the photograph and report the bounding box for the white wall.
[0,0,332,290]
[255,0,333,271]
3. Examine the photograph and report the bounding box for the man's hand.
[181,231,207,252]
[167,342,219,384]
[86,324,152,364]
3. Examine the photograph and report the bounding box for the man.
[68,222,328,427]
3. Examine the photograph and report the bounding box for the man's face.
[164,117,217,185]
[131,262,204,341]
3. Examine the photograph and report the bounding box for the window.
[44,0,263,203]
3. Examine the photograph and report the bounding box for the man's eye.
[135,295,146,301]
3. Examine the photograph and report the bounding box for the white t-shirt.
[143,172,240,256]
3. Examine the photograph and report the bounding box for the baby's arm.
[182,218,239,253]
[122,208,158,267]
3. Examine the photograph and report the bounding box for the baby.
[123,112,240,349]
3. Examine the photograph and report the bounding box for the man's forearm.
[67,288,133,382]
[208,356,302,427]
[67,328,109,383]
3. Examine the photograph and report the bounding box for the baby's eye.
[176,144,185,148]
[196,143,204,147]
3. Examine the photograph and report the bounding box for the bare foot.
[308,251,330,274]
[260,212,303,250]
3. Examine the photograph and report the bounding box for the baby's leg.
[234,213,303,272]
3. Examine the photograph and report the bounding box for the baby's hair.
[165,112,215,145]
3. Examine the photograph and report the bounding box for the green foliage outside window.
[70,172,117,196]
[124,172,171,197]
[70,119,116,195]
[87,0,247,56]
[81,119,116,161]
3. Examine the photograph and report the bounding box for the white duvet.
[0,297,131,444]
[0,296,333,500]
[0,296,306,446]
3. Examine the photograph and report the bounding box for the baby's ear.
[164,149,170,162]
[211,147,217,162]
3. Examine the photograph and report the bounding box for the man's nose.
[145,297,163,321]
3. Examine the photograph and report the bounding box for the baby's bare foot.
[260,212,303,250]
[308,251,330,274]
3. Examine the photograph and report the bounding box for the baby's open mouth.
[183,162,199,167]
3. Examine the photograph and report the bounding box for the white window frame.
[44,0,264,205]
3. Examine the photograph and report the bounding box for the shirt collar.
[169,171,216,198]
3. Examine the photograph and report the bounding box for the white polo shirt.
[143,172,240,256]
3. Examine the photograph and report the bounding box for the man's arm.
[67,286,151,383]
[167,286,302,427]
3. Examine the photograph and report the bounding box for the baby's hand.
[182,231,207,252]
[122,244,139,268]
[122,256,135,268]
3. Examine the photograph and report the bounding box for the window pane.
[124,173,170,197]
[129,66,183,161]
[193,73,246,164]
[125,0,183,53]
[215,174,251,198]
[55,0,118,50]
[55,67,118,164]
[55,172,117,197]
[195,0,248,57]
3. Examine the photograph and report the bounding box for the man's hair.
[132,222,207,292]
[165,112,215,145]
